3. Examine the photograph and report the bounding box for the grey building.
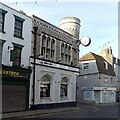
[77,52,116,104]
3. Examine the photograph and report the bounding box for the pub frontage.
[1,65,31,113]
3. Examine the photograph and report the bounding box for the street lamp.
[32,26,38,106]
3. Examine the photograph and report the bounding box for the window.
[14,15,24,38]
[10,43,23,66]
[0,8,7,33]
[41,35,46,56]
[40,76,51,98]
[60,78,68,97]
[51,39,55,50]
[40,82,50,98]
[0,40,6,64]
[103,61,108,69]
[47,37,51,48]
[83,63,89,70]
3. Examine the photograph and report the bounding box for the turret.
[59,17,81,39]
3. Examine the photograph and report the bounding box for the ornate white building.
[29,16,80,109]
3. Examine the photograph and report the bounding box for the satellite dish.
[80,37,91,47]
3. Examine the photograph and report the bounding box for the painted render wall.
[1,3,32,67]
[77,61,116,102]
[29,59,78,106]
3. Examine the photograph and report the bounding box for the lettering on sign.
[0,69,27,78]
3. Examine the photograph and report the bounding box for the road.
[20,103,120,119]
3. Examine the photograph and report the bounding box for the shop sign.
[0,67,29,79]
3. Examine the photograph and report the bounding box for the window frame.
[0,8,7,33]
[10,43,24,66]
[14,15,25,39]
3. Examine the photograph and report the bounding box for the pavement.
[1,102,119,119]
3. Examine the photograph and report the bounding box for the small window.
[83,63,89,70]
[104,61,108,69]
[14,15,25,39]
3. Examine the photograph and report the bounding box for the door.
[2,85,27,113]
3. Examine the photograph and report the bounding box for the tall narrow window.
[0,8,7,33]
[0,40,6,64]
[60,77,68,98]
[40,75,51,98]
[10,43,24,66]
[14,15,25,39]
[41,35,46,56]
[51,39,55,59]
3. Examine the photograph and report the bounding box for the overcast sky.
[1,0,119,58]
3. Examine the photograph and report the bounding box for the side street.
[0,1,120,119]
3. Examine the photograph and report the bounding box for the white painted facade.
[29,59,78,105]
[1,2,32,67]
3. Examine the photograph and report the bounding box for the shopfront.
[1,65,31,113]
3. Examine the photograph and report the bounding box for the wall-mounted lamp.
[76,36,91,47]
[8,46,14,52]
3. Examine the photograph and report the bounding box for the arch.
[41,34,46,47]
[40,74,52,98]
[46,37,51,48]
[60,76,69,98]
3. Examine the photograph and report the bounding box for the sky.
[1,0,119,58]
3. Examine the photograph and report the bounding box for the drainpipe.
[32,26,38,106]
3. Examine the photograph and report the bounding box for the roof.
[80,52,105,62]
[80,52,115,76]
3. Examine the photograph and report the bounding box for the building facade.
[100,47,120,102]
[0,2,32,112]
[77,52,116,103]
[29,16,80,109]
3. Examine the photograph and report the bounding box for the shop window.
[40,76,51,98]
[60,77,68,97]
[0,8,7,33]
[14,15,25,39]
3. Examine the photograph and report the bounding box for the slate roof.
[80,52,115,76]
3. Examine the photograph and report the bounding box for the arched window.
[61,43,64,53]
[41,35,46,56]
[40,75,51,98]
[46,37,51,48]
[51,39,55,50]
[41,35,46,47]
[60,77,68,97]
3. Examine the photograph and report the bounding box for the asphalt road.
[20,103,120,119]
